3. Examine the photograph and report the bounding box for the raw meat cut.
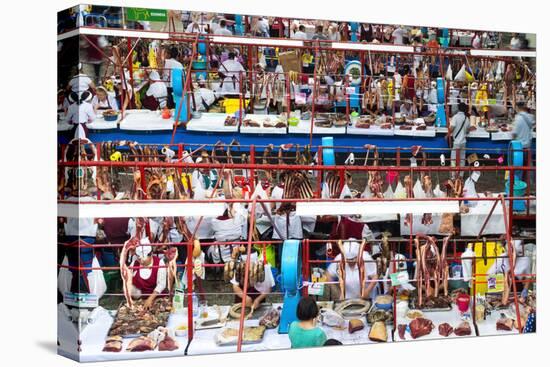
[496,316,514,331]
[158,335,179,351]
[126,336,156,352]
[454,321,472,336]
[438,323,454,337]
[409,318,434,339]
[398,324,407,340]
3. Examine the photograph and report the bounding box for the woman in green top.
[288,296,327,348]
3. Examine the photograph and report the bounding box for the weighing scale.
[278,239,302,334]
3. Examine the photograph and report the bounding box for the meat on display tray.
[107,298,172,338]
[333,299,373,318]
[366,303,394,325]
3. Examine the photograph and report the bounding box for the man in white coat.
[327,239,379,300]
[218,51,245,96]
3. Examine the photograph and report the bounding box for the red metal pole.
[250,145,256,189]
[499,194,523,333]
[316,146,323,198]
[96,143,102,200]
[186,237,194,342]
[237,198,257,352]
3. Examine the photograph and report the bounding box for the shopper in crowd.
[327,239,379,300]
[142,70,168,110]
[510,33,522,50]
[449,102,471,178]
[392,25,405,45]
[360,23,374,42]
[92,86,118,113]
[292,24,308,40]
[288,296,327,348]
[512,101,535,152]
[311,25,328,40]
[327,24,341,41]
[214,19,233,35]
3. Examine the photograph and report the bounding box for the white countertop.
[240,114,288,135]
[394,304,475,342]
[347,124,395,136]
[186,112,239,133]
[394,126,436,137]
[119,110,175,131]
[288,118,347,135]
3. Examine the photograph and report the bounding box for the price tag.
[346,87,356,95]
[308,282,324,296]
[390,271,409,286]
[471,171,481,182]
[487,273,504,293]
[410,157,417,167]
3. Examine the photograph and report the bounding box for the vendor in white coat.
[327,239,379,300]
[209,203,248,263]
[64,92,96,139]
[92,86,118,113]
[218,51,245,96]
[142,70,168,110]
[130,244,167,310]
[231,251,275,310]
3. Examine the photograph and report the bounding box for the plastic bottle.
[192,293,199,318]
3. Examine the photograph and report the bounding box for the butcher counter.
[57,111,536,153]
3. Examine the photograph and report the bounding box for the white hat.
[394,253,407,271]
[343,239,360,260]
[135,244,152,259]
[149,70,161,81]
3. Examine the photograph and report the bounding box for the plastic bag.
[57,255,72,295]
[445,64,453,81]
[393,180,406,199]
[339,184,352,199]
[462,177,478,199]
[320,308,346,328]
[88,257,107,298]
[433,183,446,198]
[383,184,394,199]
[413,179,425,198]
[454,64,467,82]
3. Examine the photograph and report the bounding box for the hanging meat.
[164,246,178,294]
[414,235,441,308]
[397,324,407,340]
[120,237,139,308]
[403,175,414,227]
[365,145,384,198]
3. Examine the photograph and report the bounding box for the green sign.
[390,271,409,286]
[126,8,167,22]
